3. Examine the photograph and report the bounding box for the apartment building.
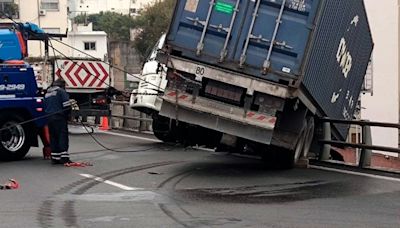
[68,0,157,17]
[68,23,107,60]
[1,0,110,59]
[361,0,399,155]
[1,0,70,57]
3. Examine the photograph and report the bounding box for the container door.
[167,0,249,63]
[235,0,320,81]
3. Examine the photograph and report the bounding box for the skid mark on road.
[36,161,182,228]
[156,166,243,227]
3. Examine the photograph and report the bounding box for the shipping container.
[165,0,373,137]
[156,0,373,166]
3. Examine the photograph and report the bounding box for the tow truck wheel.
[0,115,31,161]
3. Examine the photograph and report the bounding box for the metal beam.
[320,118,400,129]
[319,140,400,154]
[320,122,331,161]
[111,115,152,122]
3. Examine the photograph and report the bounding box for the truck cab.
[129,34,167,115]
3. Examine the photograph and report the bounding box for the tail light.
[92,97,107,105]
[36,98,44,112]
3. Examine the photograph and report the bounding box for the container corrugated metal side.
[166,0,321,82]
[302,0,373,137]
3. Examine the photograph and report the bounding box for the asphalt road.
[1,130,400,228]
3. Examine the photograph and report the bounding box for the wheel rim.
[294,130,306,162]
[302,119,315,158]
[1,121,25,152]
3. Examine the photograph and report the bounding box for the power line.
[50,37,165,93]
[0,101,90,133]
[48,43,164,98]
[1,14,166,96]
[0,15,162,154]
[49,42,158,153]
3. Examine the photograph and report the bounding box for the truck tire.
[302,117,315,159]
[152,115,177,143]
[0,115,32,161]
[293,127,307,164]
[263,119,312,169]
[285,118,315,168]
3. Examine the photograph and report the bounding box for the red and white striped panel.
[245,112,277,125]
[55,60,110,89]
[166,91,191,101]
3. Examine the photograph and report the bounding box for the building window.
[84,42,96,51]
[0,0,19,19]
[41,0,59,11]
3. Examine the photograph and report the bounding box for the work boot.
[51,159,62,165]
[61,158,73,165]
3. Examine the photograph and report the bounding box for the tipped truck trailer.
[156,0,373,166]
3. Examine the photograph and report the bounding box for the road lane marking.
[100,131,161,143]
[310,165,400,183]
[80,173,142,191]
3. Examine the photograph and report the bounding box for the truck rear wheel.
[0,115,32,161]
[302,117,315,159]
[152,115,177,143]
[263,117,315,169]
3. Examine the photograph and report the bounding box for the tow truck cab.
[0,63,47,160]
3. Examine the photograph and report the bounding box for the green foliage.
[72,0,175,60]
[73,12,136,41]
[133,0,175,60]
[1,3,19,18]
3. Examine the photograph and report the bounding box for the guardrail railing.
[319,118,399,171]
[110,101,152,132]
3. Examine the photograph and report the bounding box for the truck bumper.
[160,90,277,144]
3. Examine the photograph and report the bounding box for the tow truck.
[0,21,66,160]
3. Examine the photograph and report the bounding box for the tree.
[73,12,136,41]
[1,2,19,19]
[133,0,175,60]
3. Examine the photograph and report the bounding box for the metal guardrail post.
[109,102,113,129]
[108,104,113,130]
[320,122,331,161]
[139,112,146,133]
[359,124,372,168]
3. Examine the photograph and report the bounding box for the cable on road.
[79,120,158,153]
[46,39,161,153]
[0,16,163,155]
